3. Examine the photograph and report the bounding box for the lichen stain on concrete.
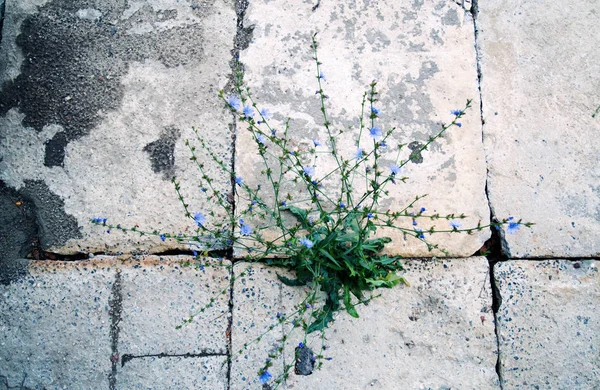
[0,0,209,168]
[143,126,181,179]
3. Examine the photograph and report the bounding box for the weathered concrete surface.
[234,0,489,257]
[0,0,236,256]
[119,256,230,356]
[0,259,116,389]
[231,258,499,389]
[478,0,600,257]
[494,260,600,388]
[117,355,227,389]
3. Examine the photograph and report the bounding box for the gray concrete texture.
[494,260,600,388]
[0,0,236,257]
[0,256,231,389]
[235,0,490,257]
[232,259,499,389]
[478,0,600,257]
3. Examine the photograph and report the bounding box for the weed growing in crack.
[92,33,532,388]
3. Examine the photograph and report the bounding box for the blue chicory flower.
[243,105,255,119]
[260,108,271,119]
[240,222,253,236]
[420,207,426,213]
[256,133,267,145]
[235,176,243,185]
[456,123,462,127]
[450,220,462,229]
[371,107,381,115]
[451,109,461,116]
[313,139,321,147]
[389,164,400,175]
[339,203,346,209]
[354,148,365,160]
[194,212,206,227]
[369,126,382,138]
[507,222,520,234]
[227,96,241,111]
[259,371,272,384]
[160,234,166,241]
[414,228,425,239]
[367,213,374,219]
[319,71,326,81]
[303,166,315,177]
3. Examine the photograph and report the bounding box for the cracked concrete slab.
[494,260,600,388]
[477,0,600,257]
[118,256,231,356]
[231,258,499,389]
[0,259,116,389]
[117,355,227,389]
[234,0,489,257]
[0,0,236,255]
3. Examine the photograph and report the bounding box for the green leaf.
[343,286,359,318]
[276,273,307,287]
[282,205,311,228]
[307,308,335,334]
[366,272,407,288]
[318,248,343,270]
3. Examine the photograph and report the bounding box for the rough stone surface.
[478,0,600,257]
[119,256,231,356]
[494,260,600,388]
[117,355,227,389]
[0,259,116,389]
[0,0,236,255]
[234,0,490,257]
[231,259,499,389]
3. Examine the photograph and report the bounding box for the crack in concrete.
[120,352,227,368]
[467,1,505,388]
[108,270,123,390]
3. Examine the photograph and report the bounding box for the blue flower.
[371,107,381,115]
[235,176,243,185]
[192,250,198,256]
[160,234,166,241]
[313,139,322,147]
[456,123,462,127]
[300,238,314,249]
[507,222,520,234]
[414,228,425,239]
[259,371,272,384]
[194,212,206,227]
[243,105,255,118]
[92,217,107,224]
[339,203,346,209]
[450,220,462,229]
[379,141,387,148]
[319,71,326,81]
[298,342,304,348]
[303,166,315,177]
[281,201,287,207]
[451,109,461,116]
[240,222,253,236]
[369,126,382,139]
[271,129,277,136]
[354,148,365,160]
[227,96,241,110]
[256,133,267,145]
[389,164,400,175]
[412,219,417,226]
[420,207,426,213]
[260,108,271,119]
[367,213,374,219]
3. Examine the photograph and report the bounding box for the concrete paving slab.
[234,0,489,257]
[119,256,231,356]
[0,259,116,389]
[231,258,499,389]
[0,0,237,255]
[117,355,227,390]
[494,260,600,388]
[478,0,600,257]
